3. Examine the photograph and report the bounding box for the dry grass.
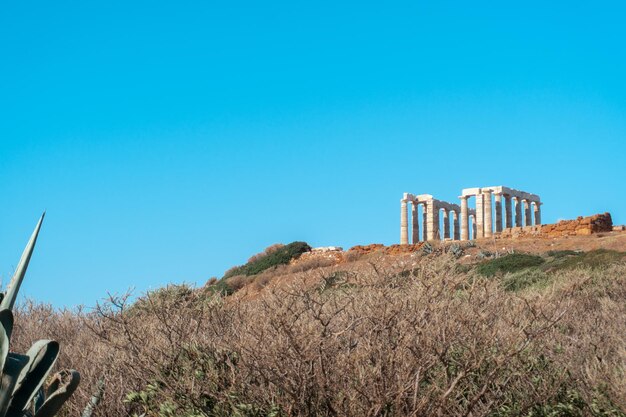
[11,255,626,416]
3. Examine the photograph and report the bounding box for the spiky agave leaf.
[0,353,29,417]
[33,370,80,417]
[8,340,59,415]
[1,213,45,312]
[0,311,12,395]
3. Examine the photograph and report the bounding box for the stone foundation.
[497,213,613,239]
[540,213,612,237]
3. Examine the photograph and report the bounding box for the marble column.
[470,214,477,240]
[475,193,484,238]
[400,199,409,244]
[524,199,532,226]
[426,200,439,241]
[505,194,513,228]
[422,207,427,241]
[534,202,542,226]
[514,197,522,227]
[411,202,419,244]
[453,211,460,241]
[460,196,469,241]
[494,193,503,232]
[443,209,450,239]
[484,189,493,238]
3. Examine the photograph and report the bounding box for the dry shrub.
[289,256,338,273]
[247,243,285,263]
[343,250,364,263]
[225,274,250,292]
[11,258,626,416]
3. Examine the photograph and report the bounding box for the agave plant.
[0,214,79,417]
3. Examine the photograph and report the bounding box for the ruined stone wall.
[540,213,613,237]
[496,213,613,239]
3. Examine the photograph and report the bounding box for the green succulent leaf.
[0,353,29,416]
[0,310,12,377]
[8,340,60,415]
[33,370,80,417]
[0,213,45,312]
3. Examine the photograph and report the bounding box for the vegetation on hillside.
[211,241,312,294]
[11,249,626,416]
[222,241,311,279]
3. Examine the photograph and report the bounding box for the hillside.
[213,224,626,299]
[12,222,625,416]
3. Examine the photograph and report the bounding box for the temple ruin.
[400,186,541,243]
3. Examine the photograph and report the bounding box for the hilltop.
[211,212,626,299]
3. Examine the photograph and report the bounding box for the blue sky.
[1,1,625,307]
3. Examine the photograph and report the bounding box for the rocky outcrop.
[496,213,614,239]
[541,213,613,237]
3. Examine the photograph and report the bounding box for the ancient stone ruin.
[400,186,542,243]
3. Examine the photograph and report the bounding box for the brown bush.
[343,250,364,263]
[289,256,338,273]
[225,274,250,292]
[11,257,626,416]
[247,243,285,263]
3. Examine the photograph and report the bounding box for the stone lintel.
[462,186,540,202]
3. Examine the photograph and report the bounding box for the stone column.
[494,194,503,232]
[411,202,419,244]
[475,192,484,238]
[422,207,428,242]
[426,200,439,241]
[470,214,477,240]
[400,199,409,244]
[443,209,450,239]
[505,194,513,228]
[524,199,532,226]
[453,211,460,240]
[534,201,542,225]
[460,196,469,241]
[483,190,493,238]
[514,197,522,227]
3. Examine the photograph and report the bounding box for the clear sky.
[1,1,625,307]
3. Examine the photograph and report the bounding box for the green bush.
[223,241,311,279]
[548,249,624,271]
[546,250,580,258]
[501,269,551,292]
[477,254,545,277]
